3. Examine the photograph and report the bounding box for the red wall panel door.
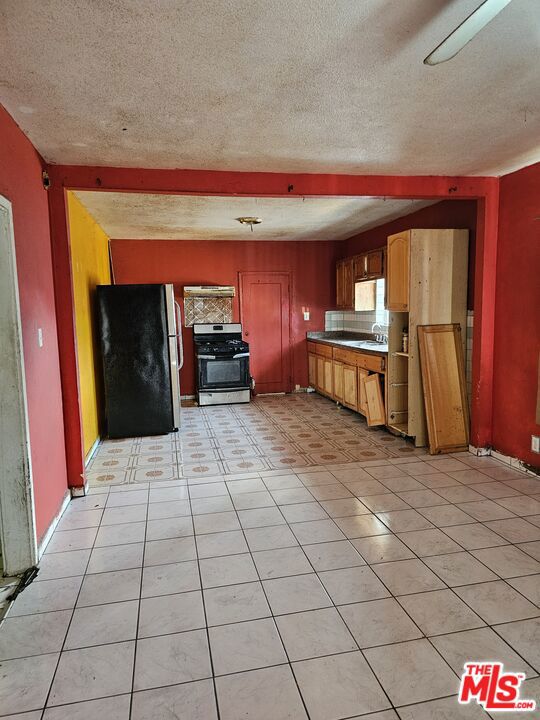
[239,272,292,394]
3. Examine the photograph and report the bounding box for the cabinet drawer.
[333,347,359,365]
[307,342,332,358]
[356,353,385,373]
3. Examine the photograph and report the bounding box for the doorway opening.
[0,195,38,592]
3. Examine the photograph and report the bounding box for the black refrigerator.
[97,283,183,438]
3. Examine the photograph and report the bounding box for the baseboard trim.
[37,490,71,559]
[490,448,539,476]
[71,482,89,498]
[84,437,100,467]
[468,445,491,456]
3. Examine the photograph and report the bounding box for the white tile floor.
[1,394,540,719]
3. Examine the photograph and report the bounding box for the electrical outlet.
[37,328,43,348]
[532,435,540,453]
[303,311,310,321]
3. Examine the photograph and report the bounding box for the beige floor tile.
[397,589,484,635]
[397,528,463,557]
[209,618,287,675]
[371,559,445,595]
[494,618,540,673]
[396,695,489,719]
[293,651,390,720]
[200,553,258,588]
[276,607,356,660]
[77,568,141,607]
[484,518,540,543]
[237,506,286,528]
[134,630,211,690]
[215,665,307,720]
[280,502,329,523]
[471,545,540,578]
[0,653,59,715]
[365,639,458,706]
[442,522,509,549]
[0,610,71,660]
[290,518,345,544]
[423,551,498,586]
[143,536,197,565]
[431,626,536,678]
[376,509,434,532]
[334,514,390,538]
[262,573,331,615]
[44,695,131,720]
[416,504,476,527]
[252,546,313,579]
[65,601,138,649]
[131,680,217,720]
[49,641,134,706]
[204,581,270,626]
[138,590,205,637]
[245,524,299,551]
[507,574,540,604]
[351,534,415,563]
[302,539,365,571]
[339,598,422,648]
[195,529,248,558]
[454,580,540,624]
[319,565,390,604]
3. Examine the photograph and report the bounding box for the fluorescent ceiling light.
[424,0,513,65]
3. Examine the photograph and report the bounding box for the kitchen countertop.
[307,331,388,355]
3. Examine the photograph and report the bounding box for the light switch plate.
[303,311,310,321]
[37,328,43,347]
[532,435,540,453]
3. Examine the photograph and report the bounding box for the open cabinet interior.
[387,310,409,434]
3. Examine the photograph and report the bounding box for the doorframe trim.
[0,194,38,574]
[238,271,293,394]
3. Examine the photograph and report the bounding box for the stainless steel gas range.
[193,323,251,406]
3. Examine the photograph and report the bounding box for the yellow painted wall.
[67,192,111,458]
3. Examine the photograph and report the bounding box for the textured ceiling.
[73,192,437,241]
[1,0,539,176]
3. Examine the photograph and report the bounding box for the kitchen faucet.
[371,323,388,344]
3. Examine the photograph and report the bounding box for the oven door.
[198,354,250,390]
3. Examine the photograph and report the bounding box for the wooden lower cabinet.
[357,368,369,415]
[308,353,317,387]
[342,365,357,410]
[308,342,386,426]
[333,361,344,402]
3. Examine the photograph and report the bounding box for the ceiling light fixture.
[237,216,262,232]
[424,0,513,66]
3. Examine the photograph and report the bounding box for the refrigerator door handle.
[175,301,184,369]
[165,284,177,335]
[168,336,181,430]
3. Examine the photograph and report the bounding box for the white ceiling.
[1,1,539,176]
[73,192,437,241]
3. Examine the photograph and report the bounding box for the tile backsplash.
[184,297,233,327]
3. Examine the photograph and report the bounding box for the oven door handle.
[197,354,217,360]
[233,352,250,359]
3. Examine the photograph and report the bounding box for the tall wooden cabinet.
[386,229,469,447]
[336,258,354,309]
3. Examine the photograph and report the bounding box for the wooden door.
[387,232,410,310]
[239,273,291,394]
[323,358,333,396]
[333,361,344,402]
[342,365,357,409]
[308,353,317,388]
[358,368,369,415]
[364,374,386,426]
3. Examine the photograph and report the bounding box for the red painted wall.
[110,239,337,395]
[0,106,68,539]
[341,200,478,309]
[492,163,540,467]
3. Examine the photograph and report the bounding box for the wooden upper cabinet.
[386,231,410,311]
[353,254,367,280]
[336,257,354,310]
[366,249,384,278]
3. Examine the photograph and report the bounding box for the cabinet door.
[358,368,369,415]
[354,254,367,280]
[333,361,344,402]
[323,358,333,396]
[308,353,317,387]
[342,364,357,409]
[316,356,325,391]
[343,258,354,309]
[364,374,386,426]
[336,260,344,308]
[387,232,410,310]
[366,249,384,279]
